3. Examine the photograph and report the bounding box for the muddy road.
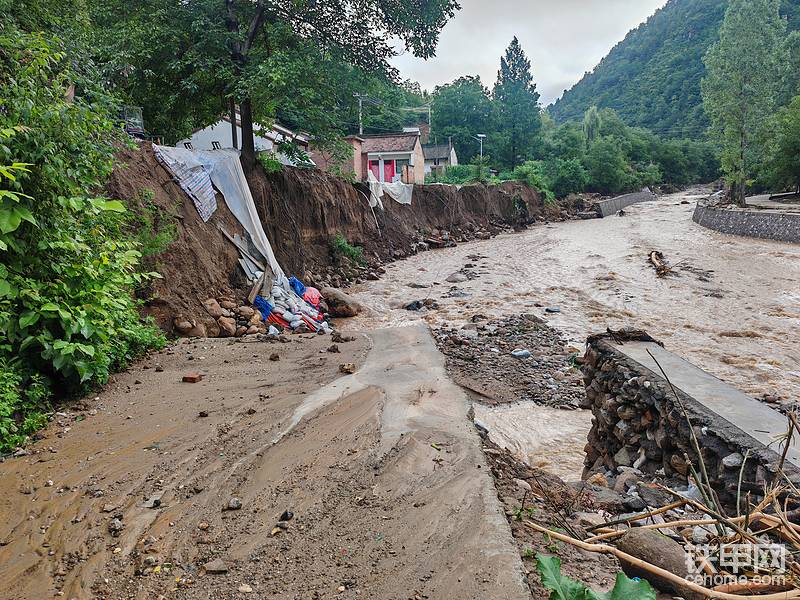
[352,188,800,404]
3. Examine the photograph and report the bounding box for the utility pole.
[473,134,486,160]
[353,93,373,135]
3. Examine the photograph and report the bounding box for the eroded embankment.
[110,143,564,335]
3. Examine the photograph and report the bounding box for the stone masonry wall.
[693,202,800,243]
[581,335,799,507]
[594,189,657,217]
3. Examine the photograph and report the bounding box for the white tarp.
[194,149,286,284]
[153,145,217,221]
[366,171,413,207]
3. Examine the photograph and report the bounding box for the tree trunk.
[239,99,256,170]
[228,97,238,149]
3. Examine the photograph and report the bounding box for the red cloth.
[303,287,322,308]
[267,313,290,328]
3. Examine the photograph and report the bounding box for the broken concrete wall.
[594,189,656,217]
[692,202,800,243]
[581,335,799,507]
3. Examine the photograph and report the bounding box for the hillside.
[549,0,800,137]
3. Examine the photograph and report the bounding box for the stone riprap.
[693,201,800,244]
[581,333,800,507]
[593,189,657,218]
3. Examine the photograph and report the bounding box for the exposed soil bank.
[109,142,565,335]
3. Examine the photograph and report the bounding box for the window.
[211,141,221,150]
[183,141,193,149]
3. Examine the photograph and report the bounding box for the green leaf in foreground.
[536,554,656,600]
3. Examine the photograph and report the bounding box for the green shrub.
[128,189,178,258]
[0,29,164,450]
[331,233,366,266]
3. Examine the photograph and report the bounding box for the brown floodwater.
[354,188,800,402]
[351,188,800,476]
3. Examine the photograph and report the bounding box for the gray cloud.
[391,0,668,105]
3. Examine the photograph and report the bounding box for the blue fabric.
[253,295,273,322]
[288,276,306,297]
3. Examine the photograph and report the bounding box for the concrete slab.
[610,341,800,469]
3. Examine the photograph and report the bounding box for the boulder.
[235,326,247,337]
[219,300,237,310]
[320,287,363,318]
[203,298,224,318]
[173,317,194,335]
[185,323,207,338]
[616,528,697,598]
[238,306,255,319]
[445,272,468,283]
[248,311,263,326]
[217,316,237,337]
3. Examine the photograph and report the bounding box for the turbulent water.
[355,188,800,400]
[353,188,800,476]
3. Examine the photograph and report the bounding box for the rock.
[722,452,744,469]
[445,272,468,283]
[198,521,210,531]
[511,349,531,359]
[248,312,263,326]
[279,510,294,521]
[574,511,607,529]
[235,326,247,337]
[218,316,237,337]
[613,446,636,468]
[269,353,280,362]
[246,325,259,335]
[225,498,242,511]
[339,363,356,374]
[143,494,162,509]
[327,344,340,353]
[405,300,424,311]
[173,318,194,335]
[616,528,695,597]
[108,518,124,536]
[332,332,356,343]
[219,300,237,310]
[669,454,689,476]
[544,307,561,313]
[238,584,253,593]
[635,482,673,508]
[613,471,640,494]
[320,287,362,318]
[203,299,225,318]
[182,372,204,383]
[199,411,209,418]
[237,306,255,318]
[586,472,608,487]
[203,558,228,574]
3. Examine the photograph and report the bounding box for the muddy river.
[353,188,800,477]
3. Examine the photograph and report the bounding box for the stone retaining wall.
[693,202,800,243]
[581,335,799,507]
[594,189,656,217]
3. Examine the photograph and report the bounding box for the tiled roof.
[422,144,451,160]
[360,133,418,154]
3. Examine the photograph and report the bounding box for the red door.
[384,160,395,182]
[369,160,380,180]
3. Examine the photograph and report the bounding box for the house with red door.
[336,132,426,184]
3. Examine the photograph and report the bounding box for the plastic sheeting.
[366,171,413,206]
[153,145,217,221]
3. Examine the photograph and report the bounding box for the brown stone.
[217,316,237,337]
[617,528,699,598]
[248,312,262,326]
[339,363,356,374]
[203,298,224,318]
[320,287,363,318]
[182,372,203,383]
[238,306,255,318]
[219,300,237,310]
[173,318,193,335]
[235,326,247,337]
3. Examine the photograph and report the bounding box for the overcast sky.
[391,0,668,105]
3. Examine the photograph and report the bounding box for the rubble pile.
[435,314,585,408]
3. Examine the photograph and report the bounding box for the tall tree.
[582,106,602,147]
[91,0,459,169]
[492,37,541,169]
[431,76,493,161]
[702,0,788,205]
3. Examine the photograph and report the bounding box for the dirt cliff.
[109,143,563,335]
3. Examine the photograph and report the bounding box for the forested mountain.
[549,0,800,138]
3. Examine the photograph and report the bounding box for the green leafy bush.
[0,29,165,451]
[331,233,366,266]
[536,554,656,600]
[128,189,178,258]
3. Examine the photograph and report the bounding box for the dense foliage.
[0,28,165,451]
[549,0,800,138]
[702,0,792,204]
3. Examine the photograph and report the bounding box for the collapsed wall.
[109,142,565,334]
[581,332,800,508]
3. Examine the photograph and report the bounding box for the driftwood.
[648,250,672,277]
[525,520,800,600]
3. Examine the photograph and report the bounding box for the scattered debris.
[648,250,672,277]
